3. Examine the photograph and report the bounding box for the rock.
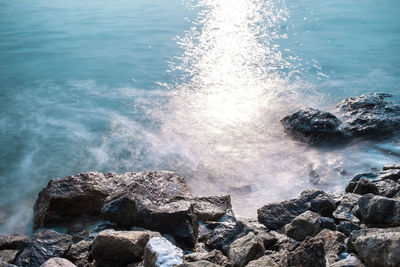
[378,169,400,182]
[345,173,378,193]
[374,179,400,197]
[348,227,400,267]
[257,189,335,230]
[346,172,400,197]
[358,193,400,226]
[337,93,400,138]
[14,230,72,267]
[40,258,76,267]
[245,253,283,267]
[242,221,277,249]
[383,163,400,171]
[0,235,30,250]
[285,237,326,267]
[283,211,322,241]
[144,237,183,267]
[330,255,366,267]
[228,233,264,267]
[0,250,18,264]
[337,221,361,236]
[91,230,149,267]
[269,231,298,252]
[184,250,229,266]
[33,171,192,230]
[100,193,138,227]
[0,261,17,267]
[352,178,380,195]
[320,217,336,231]
[281,107,344,144]
[315,229,346,264]
[178,261,220,267]
[65,240,92,266]
[333,193,361,224]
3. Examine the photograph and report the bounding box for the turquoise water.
[0,0,399,233]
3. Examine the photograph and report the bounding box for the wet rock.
[345,173,378,193]
[333,193,361,224]
[0,261,17,267]
[184,250,229,266]
[91,230,150,267]
[281,107,344,144]
[65,240,92,266]
[375,179,400,197]
[383,163,400,171]
[348,227,400,267]
[0,235,30,250]
[0,250,18,264]
[228,232,264,267]
[358,193,400,226]
[178,261,220,267]
[330,255,366,267]
[378,169,400,182]
[337,93,400,138]
[257,189,335,230]
[346,172,400,197]
[144,237,183,267]
[337,221,361,236]
[100,193,138,227]
[40,258,76,267]
[283,211,322,241]
[14,230,72,267]
[285,237,326,267]
[315,229,346,264]
[320,217,336,231]
[352,178,380,195]
[33,171,192,230]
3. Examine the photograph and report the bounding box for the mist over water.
[1,0,399,233]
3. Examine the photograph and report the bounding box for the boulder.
[378,169,400,182]
[345,173,378,193]
[40,258,76,267]
[315,229,346,264]
[228,233,265,267]
[333,193,361,224]
[329,255,365,267]
[0,250,18,264]
[91,230,150,267]
[285,237,326,267]
[143,237,183,267]
[0,261,17,267]
[345,172,400,197]
[245,252,286,267]
[337,221,361,236]
[348,227,400,267]
[281,107,344,144]
[320,217,336,231]
[257,189,335,230]
[283,211,322,241]
[33,171,192,230]
[184,250,229,266]
[65,240,92,266]
[358,194,400,226]
[14,230,72,267]
[374,179,400,197]
[337,93,400,138]
[0,235,29,250]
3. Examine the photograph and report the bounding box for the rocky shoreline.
[1,93,400,267]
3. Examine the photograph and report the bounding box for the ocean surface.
[0,0,399,233]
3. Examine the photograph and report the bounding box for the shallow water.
[0,0,399,233]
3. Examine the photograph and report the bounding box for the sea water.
[0,0,399,233]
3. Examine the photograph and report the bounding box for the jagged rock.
[337,93,400,138]
[285,237,326,267]
[333,193,361,224]
[257,189,335,230]
[33,171,192,230]
[383,163,400,171]
[91,230,149,267]
[345,173,378,193]
[100,193,138,227]
[0,235,29,250]
[269,231,298,252]
[178,261,220,267]
[378,169,400,182]
[40,258,76,267]
[144,237,183,267]
[283,211,322,241]
[65,240,92,266]
[184,250,229,266]
[281,107,344,144]
[337,221,361,236]
[320,217,336,231]
[346,172,400,197]
[352,178,380,195]
[242,221,277,249]
[315,229,346,264]
[228,233,264,267]
[330,255,365,267]
[245,252,286,267]
[374,179,400,197]
[14,230,72,267]
[358,194,400,226]
[348,227,400,267]
[0,250,18,264]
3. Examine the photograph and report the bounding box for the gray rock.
[348,227,400,267]
[0,235,30,250]
[227,233,264,267]
[337,221,361,236]
[320,217,336,231]
[245,252,285,267]
[144,237,183,267]
[178,261,220,267]
[281,107,344,144]
[40,258,76,267]
[330,255,366,267]
[0,250,18,264]
[65,240,92,266]
[333,193,361,224]
[33,171,192,230]
[285,237,326,267]
[257,189,335,230]
[345,172,400,197]
[383,163,400,171]
[352,178,380,195]
[378,169,400,182]
[345,173,378,193]
[91,230,150,267]
[374,179,400,197]
[14,230,72,267]
[315,229,346,264]
[0,261,17,267]
[358,194,400,226]
[283,211,322,241]
[184,250,229,266]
